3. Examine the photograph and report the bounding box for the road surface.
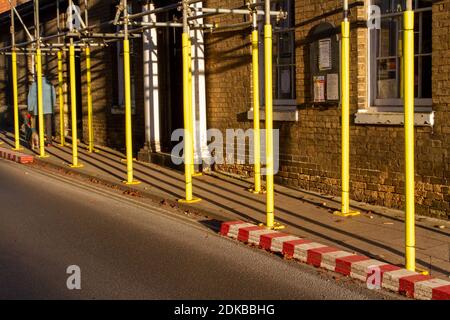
[0,159,400,299]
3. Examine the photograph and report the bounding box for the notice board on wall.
[309,22,340,103]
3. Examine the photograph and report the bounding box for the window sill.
[247,107,298,122]
[354,110,434,127]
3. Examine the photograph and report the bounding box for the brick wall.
[0,1,9,14]
[204,0,450,219]
[204,0,254,176]
[428,0,450,215]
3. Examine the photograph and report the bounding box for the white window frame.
[368,0,432,112]
[258,0,296,109]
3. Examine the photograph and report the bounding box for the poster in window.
[314,76,326,102]
[281,69,291,94]
[318,38,332,71]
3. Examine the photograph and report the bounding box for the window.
[369,0,432,110]
[259,0,296,108]
[113,2,136,114]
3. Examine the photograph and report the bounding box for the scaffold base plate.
[69,163,84,168]
[178,197,202,204]
[333,210,360,217]
[123,180,141,185]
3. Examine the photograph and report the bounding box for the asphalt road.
[0,159,400,300]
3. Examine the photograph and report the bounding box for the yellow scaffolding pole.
[123,39,140,184]
[85,45,95,153]
[121,0,139,184]
[403,8,415,272]
[264,22,274,228]
[12,50,22,151]
[179,32,201,203]
[10,3,21,150]
[250,29,261,194]
[262,1,284,229]
[334,14,359,217]
[69,44,82,168]
[36,48,48,158]
[58,50,65,146]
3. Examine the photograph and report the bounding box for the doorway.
[155,4,183,153]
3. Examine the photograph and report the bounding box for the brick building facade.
[205,0,449,219]
[0,0,449,219]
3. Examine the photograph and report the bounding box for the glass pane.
[377,58,399,99]
[277,32,294,57]
[277,66,292,97]
[378,18,399,58]
[422,11,432,54]
[421,55,432,98]
[414,56,419,98]
[416,0,433,9]
[414,30,420,54]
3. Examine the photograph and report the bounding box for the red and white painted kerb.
[220,221,450,300]
[0,147,34,164]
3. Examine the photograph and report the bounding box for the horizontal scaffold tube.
[0,0,286,53]
[191,7,284,18]
[132,21,215,30]
[127,0,202,20]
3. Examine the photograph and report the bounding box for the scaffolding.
[1,0,286,223]
[0,0,419,271]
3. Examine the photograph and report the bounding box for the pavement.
[0,158,402,299]
[0,131,449,282]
